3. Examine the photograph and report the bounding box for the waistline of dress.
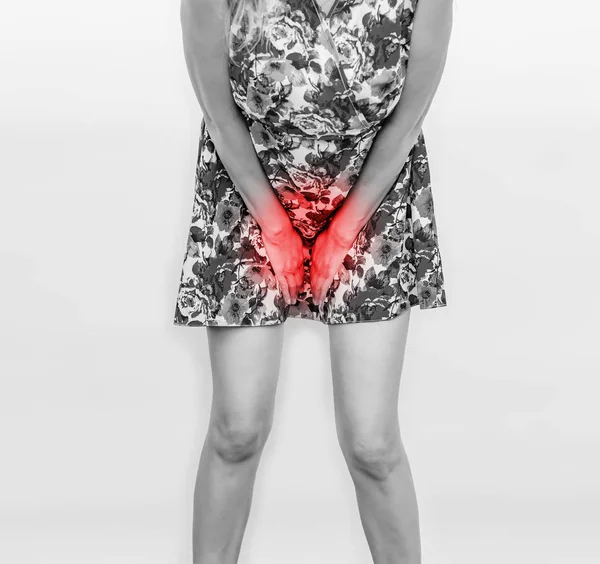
[247,117,383,142]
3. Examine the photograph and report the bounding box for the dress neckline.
[310,0,341,20]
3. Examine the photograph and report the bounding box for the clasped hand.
[262,222,355,307]
[261,225,305,306]
[309,225,355,306]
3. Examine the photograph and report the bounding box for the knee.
[344,435,404,481]
[209,416,271,464]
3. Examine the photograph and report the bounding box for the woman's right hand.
[261,223,305,305]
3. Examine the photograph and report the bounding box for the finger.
[296,255,305,288]
[278,276,291,305]
[319,274,335,305]
[310,282,318,305]
[323,276,334,301]
[315,282,325,305]
[295,266,304,289]
[286,274,297,304]
[312,276,325,305]
[310,263,321,288]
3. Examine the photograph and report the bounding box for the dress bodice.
[227,0,418,139]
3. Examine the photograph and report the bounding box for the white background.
[1,0,599,562]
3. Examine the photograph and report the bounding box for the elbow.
[413,30,452,63]
[202,112,239,142]
[180,0,209,25]
[411,8,453,60]
[203,113,218,131]
[181,0,204,10]
[180,0,190,20]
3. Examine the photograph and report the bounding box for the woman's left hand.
[310,226,356,306]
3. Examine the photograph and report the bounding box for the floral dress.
[174,0,447,326]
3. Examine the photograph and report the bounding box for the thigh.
[207,324,285,431]
[328,311,411,443]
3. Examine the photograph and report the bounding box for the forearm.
[204,116,290,237]
[329,0,453,243]
[329,111,429,242]
[181,0,290,237]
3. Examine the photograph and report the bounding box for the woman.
[174,0,453,561]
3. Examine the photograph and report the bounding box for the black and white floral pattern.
[174,0,447,326]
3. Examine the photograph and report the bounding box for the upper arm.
[180,0,240,127]
[375,0,454,138]
[409,0,454,64]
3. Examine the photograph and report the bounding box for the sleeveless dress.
[174,0,447,326]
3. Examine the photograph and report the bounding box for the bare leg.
[193,323,285,564]
[328,310,420,564]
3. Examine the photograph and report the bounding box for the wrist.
[254,194,293,239]
[329,216,362,247]
[259,212,292,240]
